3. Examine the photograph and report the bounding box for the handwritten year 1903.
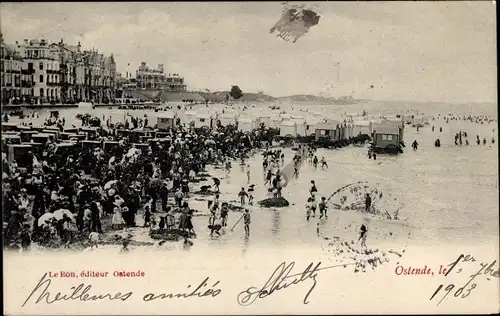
[429,254,499,306]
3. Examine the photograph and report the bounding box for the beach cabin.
[353,121,373,136]
[154,131,170,138]
[19,130,38,143]
[217,113,238,126]
[156,112,176,130]
[2,135,21,145]
[238,117,256,133]
[314,121,342,142]
[64,127,80,134]
[80,127,100,139]
[372,121,404,150]
[103,141,120,151]
[41,129,60,141]
[81,140,102,150]
[54,143,76,156]
[31,133,54,144]
[412,115,427,126]
[2,123,19,132]
[280,120,298,137]
[7,144,33,166]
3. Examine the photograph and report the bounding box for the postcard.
[1,1,498,315]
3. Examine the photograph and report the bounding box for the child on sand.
[89,231,99,249]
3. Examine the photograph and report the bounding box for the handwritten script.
[429,254,499,306]
[22,273,222,307]
[237,261,355,306]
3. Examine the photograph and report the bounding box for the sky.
[0,2,496,102]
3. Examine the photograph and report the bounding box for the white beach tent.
[412,115,426,125]
[156,112,176,130]
[238,117,255,133]
[256,115,271,127]
[402,113,417,124]
[182,110,198,126]
[291,118,308,136]
[303,116,319,136]
[280,120,298,137]
[195,112,213,128]
[268,116,283,129]
[217,113,238,126]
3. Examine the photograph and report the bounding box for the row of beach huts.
[155,109,414,150]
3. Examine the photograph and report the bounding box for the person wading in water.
[243,209,251,235]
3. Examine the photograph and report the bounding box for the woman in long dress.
[111,206,125,230]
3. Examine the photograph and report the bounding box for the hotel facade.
[0,33,117,105]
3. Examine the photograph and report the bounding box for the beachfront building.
[1,35,117,105]
[162,73,186,92]
[0,34,27,105]
[76,49,116,103]
[136,62,165,89]
[16,38,61,105]
[135,61,187,92]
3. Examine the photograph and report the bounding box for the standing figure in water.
[243,209,251,235]
[238,187,248,206]
[365,193,372,213]
[412,140,419,151]
[358,224,368,248]
[305,197,313,221]
[318,197,328,219]
[320,157,328,169]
